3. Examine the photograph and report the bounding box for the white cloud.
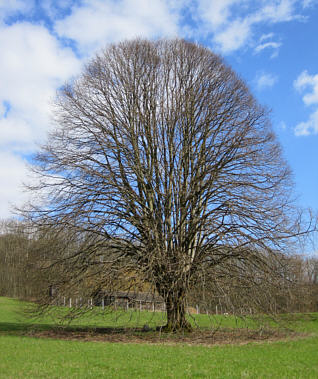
[213,18,251,53]
[0,0,34,21]
[294,109,318,136]
[0,22,81,217]
[0,102,5,117]
[195,0,253,53]
[0,0,182,218]
[55,0,180,55]
[255,72,278,90]
[39,0,75,20]
[294,70,318,105]
[0,22,81,151]
[0,152,30,218]
[294,70,318,136]
[196,0,243,30]
[0,113,34,151]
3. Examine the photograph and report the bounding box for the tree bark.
[161,289,192,332]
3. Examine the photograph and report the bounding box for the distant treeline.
[1,219,317,313]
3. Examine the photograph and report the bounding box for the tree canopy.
[24,39,308,331]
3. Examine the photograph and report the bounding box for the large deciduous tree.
[25,39,305,331]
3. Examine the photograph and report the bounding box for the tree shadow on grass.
[27,325,304,346]
[0,321,54,334]
[0,316,312,345]
[0,320,144,337]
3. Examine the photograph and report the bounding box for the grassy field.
[0,296,264,331]
[1,297,318,378]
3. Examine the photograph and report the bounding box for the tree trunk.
[161,289,192,332]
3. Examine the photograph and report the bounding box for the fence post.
[126,299,129,311]
[216,305,218,315]
[69,298,72,308]
[152,302,155,312]
[63,297,66,307]
[102,298,105,310]
[139,300,142,311]
[196,305,199,314]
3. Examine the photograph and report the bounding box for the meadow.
[1,297,318,378]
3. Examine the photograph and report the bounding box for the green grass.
[1,296,318,378]
[1,333,318,378]
[0,296,261,331]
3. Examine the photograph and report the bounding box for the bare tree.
[23,39,311,331]
[0,219,47,300]
[0,220,27,298]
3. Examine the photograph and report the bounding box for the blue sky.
[0,0,318,224]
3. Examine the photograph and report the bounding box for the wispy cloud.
[302,0,317,8]
[195,0,309,54]
[294,70,318,135]
[259,33,275,42]
[254,33,282,57]
[278,121,287,130]
[254,41,282,55]
[255,72,278,90]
